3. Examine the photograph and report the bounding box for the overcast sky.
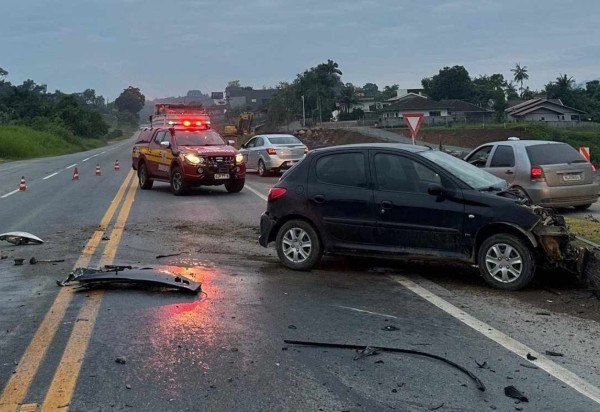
[1,0,599,100]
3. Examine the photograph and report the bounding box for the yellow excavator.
[223,112,254,137]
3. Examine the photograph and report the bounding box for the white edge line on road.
[42,172,59,180]
[245,184,268,201]
[336,305,398,319]
[392,275,600,405]
[81,157,91,162]
[100,151,106,154]
[65,163,77,169]
[1,189,20,198]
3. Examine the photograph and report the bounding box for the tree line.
[265,61,600,126]
[0,67,146,141]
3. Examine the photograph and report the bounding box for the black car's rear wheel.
[276,220,322,271]
[138,163,153,190]
[170,166,187,196]
[225,179,245,193]
[478,234,535,290]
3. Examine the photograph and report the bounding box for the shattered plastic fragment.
[504,385,528,402]
[0,232,44,245]
[544,350,564,357]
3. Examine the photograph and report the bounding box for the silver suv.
[239,134,307,177]
[465,139,599,209]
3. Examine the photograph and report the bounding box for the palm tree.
[511,63,529,97]
[555,74,574,92]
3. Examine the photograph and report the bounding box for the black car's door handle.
[505,170,514,175]
[312,195,326,204]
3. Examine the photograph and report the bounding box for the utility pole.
[301,95,306,127]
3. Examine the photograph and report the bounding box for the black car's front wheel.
[478,234,535,290]
[276,220,322,271]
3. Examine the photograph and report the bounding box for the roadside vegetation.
[565,217,600,244]
[0,125,104,159]
[0,67,145,160]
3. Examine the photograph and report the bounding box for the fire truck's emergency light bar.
[150,104,211,128]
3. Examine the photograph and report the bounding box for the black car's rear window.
[526,143,586,165]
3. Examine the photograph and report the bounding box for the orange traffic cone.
[95,164,101,176]
[72,167,80,181]
[114,160,120,171]
[18,176,27,191]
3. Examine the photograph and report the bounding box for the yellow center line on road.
[0,170,135,412]
[41,177,139,411]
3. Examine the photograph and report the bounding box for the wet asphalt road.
[2,139,600,411]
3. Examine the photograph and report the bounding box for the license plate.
[563,174,581,182]
[214,173,229,180]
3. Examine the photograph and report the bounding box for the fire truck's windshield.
[174,130,225,146]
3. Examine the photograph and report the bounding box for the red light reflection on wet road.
[147,264,224,379]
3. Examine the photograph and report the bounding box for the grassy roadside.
[0,125,106,161]
[565,217,600,244]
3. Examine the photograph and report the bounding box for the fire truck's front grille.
[206,156,234,172]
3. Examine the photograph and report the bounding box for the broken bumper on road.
[58,266,201,294]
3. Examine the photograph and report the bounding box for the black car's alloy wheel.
[478,234,535,290]
[138,163,153,190]
[276,220,322,270]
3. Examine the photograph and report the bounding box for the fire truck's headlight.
[183,154,204,165]
[235,153,244,164]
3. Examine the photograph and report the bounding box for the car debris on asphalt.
[29,257,65,265]
[544,350,564,357]
[0,232,44,245]
[283,339,486,392]
[156,252,184,259]
[13,258,24,266]
[57,265,201,294]
[504,385,529,402]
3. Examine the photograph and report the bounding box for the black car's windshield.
[268,136,301,145]
[174,130,225,146]
[420,150,506,190]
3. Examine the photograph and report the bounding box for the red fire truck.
[132,104,245,195]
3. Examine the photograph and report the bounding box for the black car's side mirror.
[427,183,446,198]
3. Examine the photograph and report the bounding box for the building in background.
[379,96,493,126]
[505,98,587,123]
[225,86,276,112]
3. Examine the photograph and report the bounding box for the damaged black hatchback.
[259,144,584,290]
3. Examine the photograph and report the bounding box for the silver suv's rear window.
[526,143,586,165]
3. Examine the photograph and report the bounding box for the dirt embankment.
[295,129,385,149]
[391,127,534,149]
[292,127,535,151]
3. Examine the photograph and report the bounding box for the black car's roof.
[310,143,431,154]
